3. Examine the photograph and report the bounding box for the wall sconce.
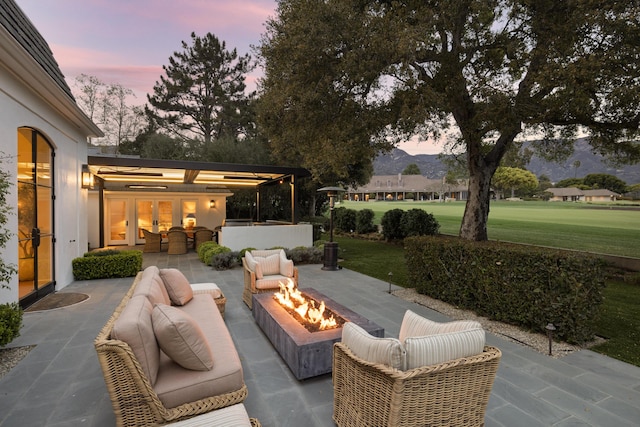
[81,164,94,189]
[209,200,216,209]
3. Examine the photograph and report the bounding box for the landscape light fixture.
[318,186,345,271]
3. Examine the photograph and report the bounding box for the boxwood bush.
[72,250,142,280]
[404,236,607,343]
[355,209,377,234]
[0,302,22,346]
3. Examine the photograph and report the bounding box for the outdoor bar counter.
[218,221,313,251]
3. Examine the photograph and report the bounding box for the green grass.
[331,233,640,367]
[341,200,640,258]
[591,279,640,366]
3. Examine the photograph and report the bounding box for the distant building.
[348,173,469,202]
[545,187,619,202]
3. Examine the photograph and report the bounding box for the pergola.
[87,155,311,246]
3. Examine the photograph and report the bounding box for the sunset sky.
[16,0,442,154]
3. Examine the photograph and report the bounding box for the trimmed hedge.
[72,250,142,280]
[404,236,607,344]
[0,302,22,346]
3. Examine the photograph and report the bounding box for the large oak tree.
[257,0,640,240]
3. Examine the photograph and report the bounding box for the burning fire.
[274,279,338,330]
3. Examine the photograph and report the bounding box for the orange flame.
[274,279,337,330]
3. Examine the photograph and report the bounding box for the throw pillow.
[399,309,482,342]
[342,322,405,370]
[404,328,486,370]
[256,253,280,276]
[244,252,263,279]
[159,268,193,306]
[151,304,214,371]
[111,295,160,385]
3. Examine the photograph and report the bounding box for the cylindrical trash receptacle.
[322,242,340,271]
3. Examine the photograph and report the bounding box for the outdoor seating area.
[141,226,217,254]
[1,251,639,427]
[241,249,299,309]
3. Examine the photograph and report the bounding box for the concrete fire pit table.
[252,288,384,380]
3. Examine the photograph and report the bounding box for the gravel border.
[0,345,36,380]
[392,288,603,358]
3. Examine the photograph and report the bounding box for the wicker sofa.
[94,266,251,426]
[241,249,298,309]
[332,310,501,427]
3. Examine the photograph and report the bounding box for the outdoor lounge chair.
[142,229,162,253]
[332,310,501,427]
[194,228,214,251]
[242,249,298,309]
[167,230,188,254]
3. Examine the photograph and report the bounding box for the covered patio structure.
[86,156,312,250]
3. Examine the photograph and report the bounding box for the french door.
[17,128,55,307]
[107,199,129,246]
[136,200,173,243]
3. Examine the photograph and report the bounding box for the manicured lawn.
[340,200,640,258]
[591,279,640,366]
[331,234,640,367]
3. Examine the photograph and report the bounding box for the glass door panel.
[157,201,173,233]
[108,199,128,245]
[136,200,153,241]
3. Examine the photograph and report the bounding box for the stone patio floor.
[1,250,639,426]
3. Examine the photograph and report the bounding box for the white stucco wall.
[0,55,92,303]
[219,224,313,251]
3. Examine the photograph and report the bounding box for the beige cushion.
[404,328,486,369]
[151,304,214,371]
[280,256,294,277]
[111,295,160,385]
[255,275,289,290]
[167,403,252,427]
[154,295,244,409]
[342,322,405,370]
[190,282,222,299]
[399,309,482,342]
[133,266,171,306]
[244,252,263,279]
[159,268,194,306]
[255,253,280,276]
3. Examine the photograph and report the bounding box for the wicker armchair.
[142,229,162,253]
[332,343,501,427]
[194,228,214,251]
[242,249,298,309]
[167,230,188,254]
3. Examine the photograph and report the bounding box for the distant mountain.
[373,139,640,184]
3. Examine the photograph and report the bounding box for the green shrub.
[404,236,607,343]
[72,250,142,280]
[84,249,121,257]
[314,239,329,247]
[211,251,239,270]
[381,208,405,240]
[0,303,22,347]
[287,246,323,264]
[237,247,256,263]
[400,209,440,237]
[203,245,231,265]
[334,207,356,233]
[197,241,219,263]
[355,209,377,234]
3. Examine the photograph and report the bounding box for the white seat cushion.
[167,403,252,426]
[190,282,223,299]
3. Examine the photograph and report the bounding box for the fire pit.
[253,288,384,380]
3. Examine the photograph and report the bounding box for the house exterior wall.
[0,65,90,303]
[93,191,230,248]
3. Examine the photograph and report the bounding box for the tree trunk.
[459,166,494,241]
